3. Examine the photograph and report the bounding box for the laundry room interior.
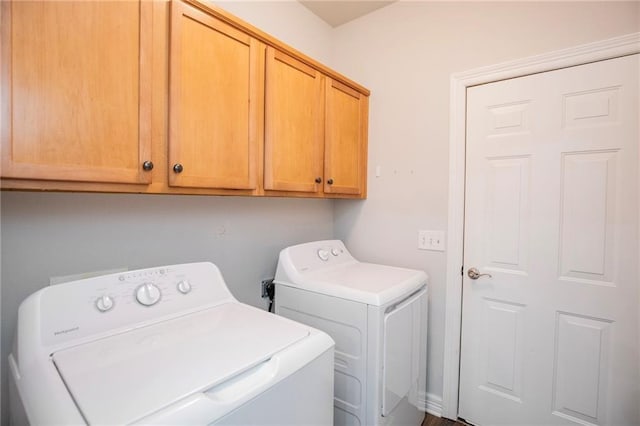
[1,1,638,425]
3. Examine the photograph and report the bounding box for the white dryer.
[274,240,428,426]
[9,262,334,425]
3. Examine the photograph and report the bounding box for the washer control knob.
[317,249,330,261]
[331,248,340,256]
[136,283,161,306]
[176,280,192,294]
[95,295,114,312]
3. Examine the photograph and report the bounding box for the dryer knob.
[331,248,340,256]
[136,283,162,306]
[317,249,330,261]
[177,280,192,294]
[95,295,114,312]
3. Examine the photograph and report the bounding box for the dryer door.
[382,288,426,416]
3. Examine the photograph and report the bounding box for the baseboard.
[419,391,443,417]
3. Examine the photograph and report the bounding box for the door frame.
[441,32,640,420]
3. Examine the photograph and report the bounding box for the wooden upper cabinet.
[0,1,153,184]
[1,0,369,197]
[168,1,261,190]
[324,79,368,197]
[264,47,325,193]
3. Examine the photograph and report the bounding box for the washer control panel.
[39,262,235,347]
[88,268,190,314]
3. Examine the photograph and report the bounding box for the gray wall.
[0,2,335,424]
[0,192,334,425]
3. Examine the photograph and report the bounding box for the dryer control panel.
[34,262,235,348]
[283,240,355,274]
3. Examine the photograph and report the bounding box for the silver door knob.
[468,267,492,280]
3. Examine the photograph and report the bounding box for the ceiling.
[299,1,395,27]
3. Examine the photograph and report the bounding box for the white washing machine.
[9,262,334,425]
[274,240,428,426]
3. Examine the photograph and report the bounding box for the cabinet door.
[264,47,324,193]
[169,1,260,190]
[324,79,368,196]
[0,1,153,184]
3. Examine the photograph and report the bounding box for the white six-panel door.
[459,54,639,426]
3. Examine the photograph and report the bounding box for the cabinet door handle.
[173,163,184,174]
[142,161,154,171]
[315,177,322,184]
[327,178,334,185]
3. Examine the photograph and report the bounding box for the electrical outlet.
[418,230,445,251]
[261,278,274,298]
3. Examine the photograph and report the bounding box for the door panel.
[460,55,639,426]
[169,1,259,189]
[324,79,367,195]
[264,47,324,193]
[1,1,152,184]
[552,313,612,425]
[559,151,617,284]
[486,157,530,273]
[481,299,525,402]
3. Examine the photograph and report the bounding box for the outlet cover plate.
[418,230,445,251]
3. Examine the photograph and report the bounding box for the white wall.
[0,3,333,425]
[331,0,639,408]
[216,0,333,64]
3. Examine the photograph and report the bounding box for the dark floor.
[422,413,467,426]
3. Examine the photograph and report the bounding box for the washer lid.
[278,262,427,306]
[51,303,309,425]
